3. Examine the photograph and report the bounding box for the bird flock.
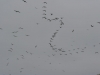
[1,0,100,75]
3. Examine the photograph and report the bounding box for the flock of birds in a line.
[1,0,100,75]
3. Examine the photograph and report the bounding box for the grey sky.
[0,0,100,75]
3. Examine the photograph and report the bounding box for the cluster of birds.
[2,0,100,75]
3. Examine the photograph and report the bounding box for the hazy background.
[0,0,100,75]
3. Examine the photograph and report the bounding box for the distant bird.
[60,27,62,28]
[6,62,9,66]
[42,6,47,8]
[48,19,51,22]
[70,53,72,55]
[35,45,37,48]
[76,52,78,54]
[73,49,75,50]
[43,2,47,4]
[26,51,28,53]
[61,17,63,19]
[0,28,2,30]
[82,49,84,50]
[10,48,13,50]
[19,27,23,29]
[20,71,22,73]
[36,23,39,25]
[21,68,24,69]
[97,22,100,24]
[55,18,59,20]
[60,53,62,55]
[84,47,86,49]
[14,10,20,13]
[11,43,13,45]
[35,7,37,9]
[42,17,47,19]
[52,54,55,56]
[43,10,46,12]
[56,30,59,31]
[30,53,32,55]
[95,52,98,54]
[81,51,84,52]
[43,13,46,15]
[91,25,94,27]
[77,48,79,49]
[68,50,70,51]
[65,54,67,55]
[72,30,74,32]
[26,35,29,36]
[8,50,12,52]
[51,13,53,15]
[62,51,66,52]
[13,35,17,37]
[22,0,27,3]
[93,45,95,47]
[17,58,19,60]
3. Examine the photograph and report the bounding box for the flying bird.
[14,10,20,13]
[22,0,27,3]
[91,25,94,27]
[11,43,13,45]
[48,19,51,22]
[13,35,17,37]
[35,7,37,9]
[43,13,46,15]
[43,2,47,4]
[35,45,37,48]
[0,28,2,30]
[97,22,100,24]
[51,13,53,15]
[42,17,47,19]
[26,35,29,36]
[42,6,47,8]
[72,30,74,32]
[95,52,98,54]
[43,10,46,12]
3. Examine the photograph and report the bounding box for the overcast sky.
[0,0,100,75]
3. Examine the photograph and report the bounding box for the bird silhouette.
[43,13,46,15]
[6,62,9,66]
[13,35,17,37]
[76,52,78,53]
[43,10,46,12]
[14,10,20,13]
[62,51,66,52]
[35,45,37,48]
[72,30,74,32]
[48,19,51,22]
[42,6,47,8]
[42,17,47,19]
[51,13,53,15]
[0,28,2,30]
[97,22,100,24]
[22,0,27,3]
[91,25,94,27]
[81,51,84,52]
[43,2,47,4]
[11,43,13,45]
[26,35,29,36]
[95,52,98,54]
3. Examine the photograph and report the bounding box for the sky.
[0,0,100,75]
